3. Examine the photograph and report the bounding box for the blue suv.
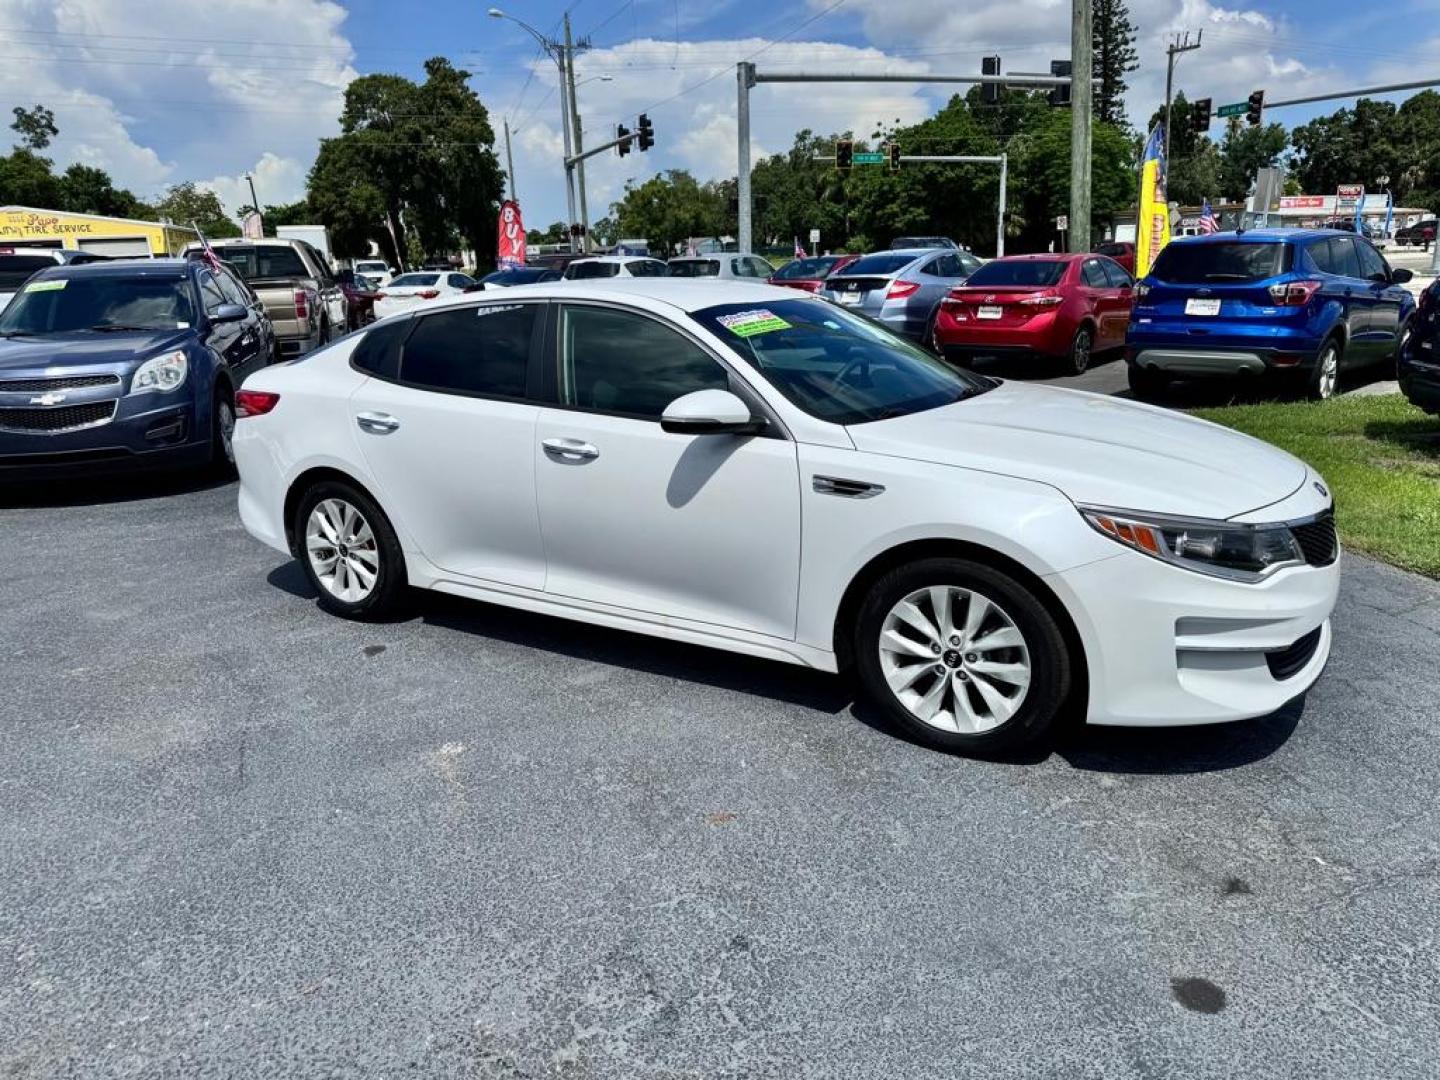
[0,258,274,478]
[1399,278,1439,415]
[1126,229,1415,400]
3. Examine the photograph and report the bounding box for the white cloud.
[198,152,308,216]
[0,0,355,214]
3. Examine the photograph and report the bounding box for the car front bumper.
[0,394,206,478]
[1051,544,1340,727]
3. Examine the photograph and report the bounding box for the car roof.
[668,254,727,262]
[573,255,656,264]
[385,278,800,316]
[32,257,191,279]
[1171,228,1337,245]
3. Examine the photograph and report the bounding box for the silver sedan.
[821,248,983,342]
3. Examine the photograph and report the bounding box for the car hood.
[846,381,1308,521]
[0,329,192,373]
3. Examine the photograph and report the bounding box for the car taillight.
[1019,292,1062,307]
[294,288,310,320]
[1268,280,1322,306]
[417,289,440,299]
[886,280,920,299]
[235,390,280,417]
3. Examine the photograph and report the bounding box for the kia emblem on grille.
[30,392,66,406]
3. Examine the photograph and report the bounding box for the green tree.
[1393,90,1440,210]
[1289,99,1402,197]
[151,181,240,237]
[609,170,724,256]
[526,221,568,245]
[0,149,62,208]
[308,137,397,262]
[1217,120,1286,202]
[1092,0,1139,126]
[58,164,147,217]
[10,105,58,151]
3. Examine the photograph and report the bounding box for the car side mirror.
[660,389,764,436]
[1391,267,1414,284]
[211,303,248,324]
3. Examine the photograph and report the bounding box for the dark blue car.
[1399,278,1439,415]
[1126,229,1415,400]
[0,258,274,478]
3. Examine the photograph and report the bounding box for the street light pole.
[488,7,581,252]
[1163,32,1202,162]
[503,118,517,201]
[244,172,260,215]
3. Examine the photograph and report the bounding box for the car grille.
[0,374,121,393]
[1266,626,1323,680]
[0,401,117,434]
[1290,512,1338,567]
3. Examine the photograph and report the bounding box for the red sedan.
[767,253,860,293]
[932,253,1134,374]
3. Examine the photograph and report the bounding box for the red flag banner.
[497,200,526,268]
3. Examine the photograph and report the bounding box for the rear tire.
[1066,326,1093,375]
[1307,338,1342,401]
[1127,363,1168,402]
[853,557,1070,757]
[294,480,407,620]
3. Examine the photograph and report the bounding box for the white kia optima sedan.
[232,280,1339,755]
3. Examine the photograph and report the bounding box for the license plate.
[1186,297,1221,316]
[837,291,861,305]
[977,305,1003,320]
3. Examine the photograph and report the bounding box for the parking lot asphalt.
[2,475,1439,1079]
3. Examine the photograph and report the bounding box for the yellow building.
[0,206,198,257]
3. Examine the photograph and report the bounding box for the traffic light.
[835,138,853,171]
[1048,59,1072,107]
[616,123,632,157]
[981,55,1001,106]
[636,113,655,151]
[888,141,900,171]
[1246,89,1264,126]
[1191,97,1212,133]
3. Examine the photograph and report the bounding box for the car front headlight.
[130,350,188,395]
[1080,506,1304,582]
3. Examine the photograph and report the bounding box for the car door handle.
[356,412,400,435]
[542,437,599,462]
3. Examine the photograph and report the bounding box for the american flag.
[191,221,225,272]
[1199,199,1220,234]
[794,236,807,258]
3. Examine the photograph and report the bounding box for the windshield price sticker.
[24,279,66,292]
[718,309,791,337]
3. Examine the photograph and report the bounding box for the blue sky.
[3,0,1437,227]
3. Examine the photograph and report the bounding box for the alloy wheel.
[1071,329,1091,375]
[1316,343,1339,400]
[306,498,380,603]
[216,398,236,464]
[877,585,1031,734]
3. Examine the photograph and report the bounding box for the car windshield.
[963,260,1067,287]
[0,275,194,334]
[209,245,308,281]
[389,273,440,287]
[1150,241,1290,283]
[892,237,952,249]
[772,256,841,281]
[692,298,993,425]
[483,267,548,285]
[566,261,621,279]
[839,253,916,277]
[668,259,720,277]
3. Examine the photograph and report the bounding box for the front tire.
[210,385,236,477]
[853,557,1071,756]
[294,481,407,619]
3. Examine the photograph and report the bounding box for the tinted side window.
[351,317,410,380]
[558,305,728,419]
[1355,241,1388,282]
[217,269,250,307]
[1100,259,1132,287]
[1327,237,1362,280]
[197,271,228,314]
[749,257,774,278]
[1081,259,1109,288]
[447,273,471,289]
[400,304,536,398]
[1307,241,1334,275]
[920,258,946,278]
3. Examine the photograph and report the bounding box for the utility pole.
[737,62,755,254]
[503,118,517,202]
[1163,31,1203,161]
[563,14,591,253]
[1069,0,1093,253]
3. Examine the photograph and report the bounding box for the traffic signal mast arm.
[568,115,655,166]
